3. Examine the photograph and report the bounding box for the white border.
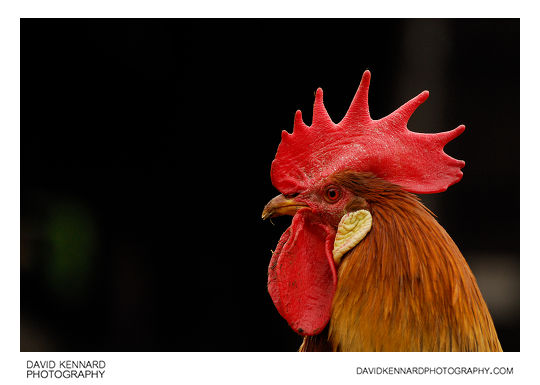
[2,1,537,384]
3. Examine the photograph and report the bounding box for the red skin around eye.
[323,186,341,203]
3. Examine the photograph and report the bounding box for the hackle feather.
[300,171,502,352]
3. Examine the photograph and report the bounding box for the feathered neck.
[303,172,501,352]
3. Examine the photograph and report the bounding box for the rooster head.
[262,71,465,336]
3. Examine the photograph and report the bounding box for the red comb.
[270,70,465,195]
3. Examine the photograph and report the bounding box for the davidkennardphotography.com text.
[356,366,513,375]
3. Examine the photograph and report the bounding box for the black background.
[21,19,519,351]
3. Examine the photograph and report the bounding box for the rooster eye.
[324,185,341,203]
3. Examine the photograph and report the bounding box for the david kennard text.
[27,360,106,379]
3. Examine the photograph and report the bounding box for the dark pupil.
[328,189,337,199]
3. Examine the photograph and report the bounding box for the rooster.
[262,71,502,352]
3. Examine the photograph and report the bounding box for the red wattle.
[267,209,337,336]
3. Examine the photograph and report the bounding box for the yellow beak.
[261,194,308,220]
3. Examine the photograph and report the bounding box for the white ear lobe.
[333,209,372,265]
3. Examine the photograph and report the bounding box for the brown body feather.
[300,171,502,352]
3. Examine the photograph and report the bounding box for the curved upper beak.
[261,194,308,220]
